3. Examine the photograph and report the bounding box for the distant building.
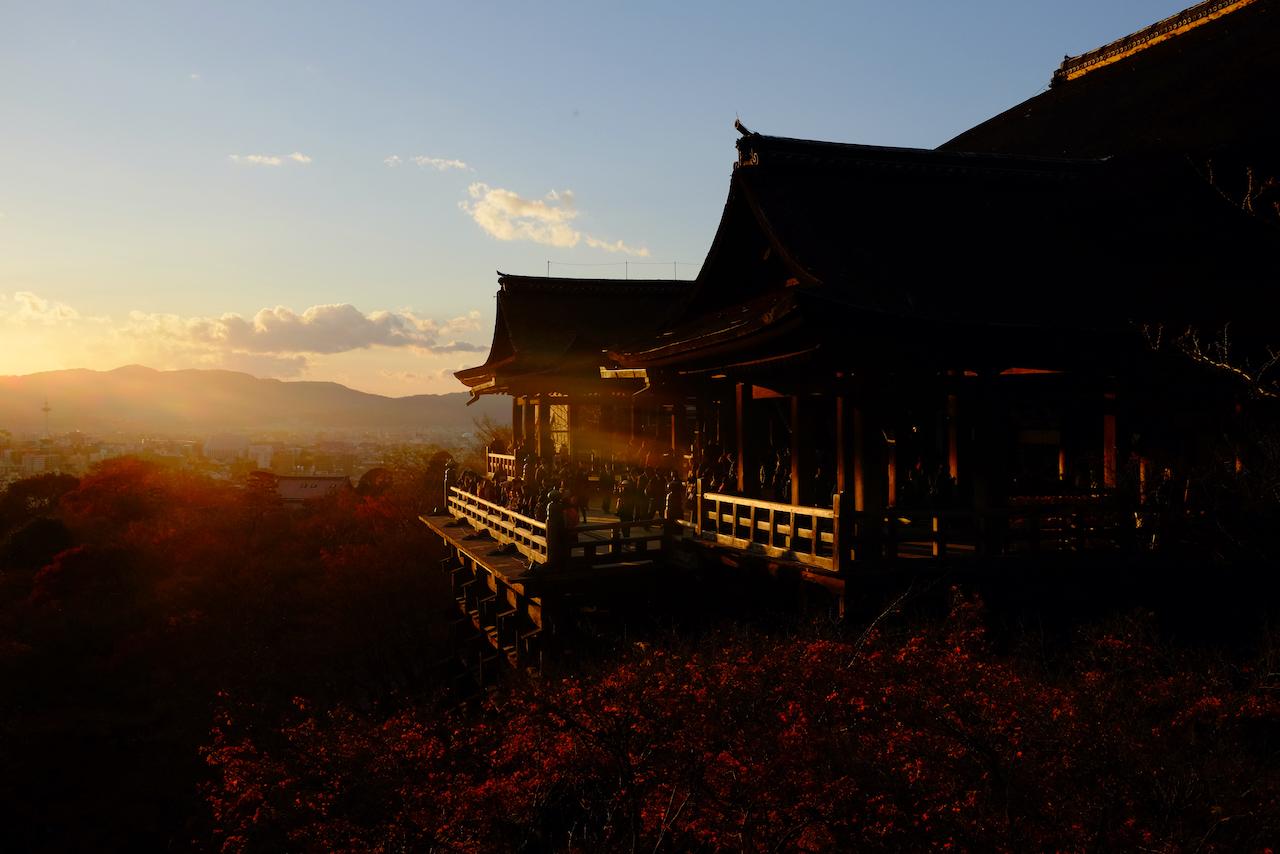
[247,444,274,470]
[203,434,251,462]
[274,475,351,504]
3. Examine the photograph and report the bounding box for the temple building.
[425,0,1280,657]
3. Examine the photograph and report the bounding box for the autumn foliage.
[204,596,1280,852]
[3,458,1279,851]
[0,457,453,851]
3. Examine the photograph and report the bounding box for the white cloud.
[460,182,581,248]
[383,155,403,167]
[3,291,85,325]
[0,292,485,392]
[189,72,202,81]
[411,155,470,171]
[1,291,482,374]
[229,154,282,166]
[126,302,485,357]
[228,152,312,167]
[584,234,651,257]
[458,183,650,255]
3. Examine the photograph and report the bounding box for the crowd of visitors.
[450,440,689,535]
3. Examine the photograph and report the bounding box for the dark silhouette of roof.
[456,274,689,391]
[612,129,1280,368]
[467,1,1280,382]
[943,0,1280,159]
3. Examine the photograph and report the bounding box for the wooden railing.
[449,486,672,569]
[693,481,1146,575]
[449,487,548,563]
[486,452,517,479]
[565,518,669,564]
[699,492,837,572]
[452,480,1145,577]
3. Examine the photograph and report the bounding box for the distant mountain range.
[0,366,507,435]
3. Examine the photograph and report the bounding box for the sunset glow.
[1,1,1200,394]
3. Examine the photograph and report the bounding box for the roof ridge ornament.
[734,119,760,169]
[1052,0,1258,86]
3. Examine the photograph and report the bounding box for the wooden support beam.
[535,400,552,461]
[971,371,1007,554]
[853,402,886,515]
[790,395,807,506]
[566,403,577,459]
[946,390,960,483]
[850,387,887,561]
[836,395,852,496]
[735,383,755,496]
[512,398,522,444]
[886,431,898,510]
[1103,388,1118,489]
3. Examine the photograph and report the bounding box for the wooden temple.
[455,273,688,465]
[424,0,1280,656]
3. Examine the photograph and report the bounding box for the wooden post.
[972,370,1006,555]
[512,398,522,445]
[832,491,853,575]
[947,388,960,484]
[695,477,705,536]
[885,432,898,509]
[1103,388,1118,490]
[836,395,853,496]
[790,395,808,506]
[735,382,755,496]
[536,399,552,461]
[566,402,576,460]
[849,385,887,562]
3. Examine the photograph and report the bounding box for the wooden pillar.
[885,431,898,509]
[735,382,755,496]
[522,400,535,451]
[1103,388,1117,490]
[536,399,552,461]
[693,398,707,472]
[854,405,886,515]
[971,371,1006,553]
[946,388,960,484]
[565,402,576,460]
[790,395,810,506]
[512,398,523,445]
[836,395,853,497]
[852,387,886,561]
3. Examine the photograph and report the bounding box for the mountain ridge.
[0,365,505,435]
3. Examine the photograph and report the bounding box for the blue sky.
[0,0,1197,394]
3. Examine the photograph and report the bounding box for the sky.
[0,0,1199,396]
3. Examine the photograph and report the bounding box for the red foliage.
[203,595,1280,852]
